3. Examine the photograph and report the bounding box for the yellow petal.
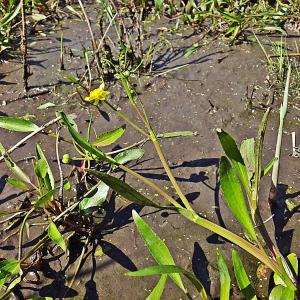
[100,82,105,90]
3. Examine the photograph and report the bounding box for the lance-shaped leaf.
[232,250,257,300]
[58,112,113,164]
[132,211,186,293]
[93,125,126,147]
[36,144,55,191]
[79,181,109,214]
[34,189,55,208]
[146,275,167,300]
[217,129,249,194]
[48,222,67,252]
[269,285,294,300]
[217,251,230,300]
[219,156,256,241]
[0,143,32,186]
[127,264,209,300]
[87,169,160,208]
[6,177,28,190]
[114,148,144,166]
[240,138,255,184]
[0,116,39,132]
[0,259,20,288]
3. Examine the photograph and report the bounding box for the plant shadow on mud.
[272,184,300,256]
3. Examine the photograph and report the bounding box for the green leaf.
[232,250,257,300]
[240,138,255,183]
[34,189,55,208]
[79,181,109,213]
[262,158,277,177]
[93,125,126,147]
[48,222,67,252]
[269,285,294,300]
[31,13,47,21]
[219,156,256,241]
[37,102,56,110]
[146,275,167,300]
[6,177,28,190]
[0,116,39,132]
[36,144,55,190]
[127,264,209,300]
[0,259,20,288]
[87,169,160,208]
[0,143,32,186]
[35,158,48,179]
[63,180,71,191]
[217,129,249,194]
[114,149,144,166]
[58,112,113,164]
[217,251,230,300]
[154,0,164,11]
[221,11,242,23]
[132,210,186,293]
[157,131,195,139]
[274,253,298,286]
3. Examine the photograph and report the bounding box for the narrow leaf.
[0,116,39,132]
[48,222,67,252]
[93,125,126,147]
[79,181,109,213]
[34,158,48,179]
[36,144,55,190]
[232,250,257,300]
[240,138,255,183]
[157,131,195,139]
[132,210,186,293]
[217,251,230,300]
[114,148,144,166]
[0,143,32,185]
[146,275,167,300]
[217,129,249,193]
[87,169,160,208]
[0,259,20,288]
[58,112,113,164]
[127,264,209,300]
[37,103,56,110]
[6,177,28,190]
[34,189,55,208]
[219,156,256,241]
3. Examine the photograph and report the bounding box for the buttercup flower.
[84,82,110,105]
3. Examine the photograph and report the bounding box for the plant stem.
[153,140,193,211]
[119,164,182,208]
[104,101,150,138]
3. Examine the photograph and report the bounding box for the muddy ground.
[0,4,300,300]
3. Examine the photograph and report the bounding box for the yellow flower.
[84,83,110,105]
